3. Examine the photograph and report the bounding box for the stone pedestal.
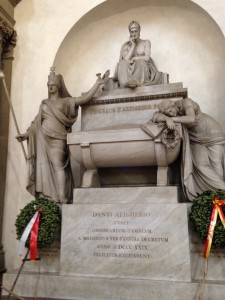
[3,187,225,299]
[61,187,191,282]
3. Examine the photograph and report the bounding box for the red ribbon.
[30,208,41,261]
[203,197,225,259]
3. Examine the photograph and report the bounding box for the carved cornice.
[9,0,22,7]
[86,91,188,106]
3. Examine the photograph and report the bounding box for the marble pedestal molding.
[3,274,225,300]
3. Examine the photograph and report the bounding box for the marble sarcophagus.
[68,123,182,187]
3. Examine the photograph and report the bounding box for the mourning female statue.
[113,21,166,88]
[152,98,225,200]
[16,68,109,204]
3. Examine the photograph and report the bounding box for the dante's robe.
[116,39,164,87]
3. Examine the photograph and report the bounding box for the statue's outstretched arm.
[74,71,110,106]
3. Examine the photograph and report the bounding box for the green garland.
[189,189,225,248]
[15,198,61,248]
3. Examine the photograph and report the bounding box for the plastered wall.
[2,0,225,270]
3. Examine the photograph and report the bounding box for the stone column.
[0,18,16,274]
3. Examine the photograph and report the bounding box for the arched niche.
[54,0,225,128]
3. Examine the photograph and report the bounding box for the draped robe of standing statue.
[26,98,78,202]
[181,108,225,200]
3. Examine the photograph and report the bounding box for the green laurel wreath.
[15,198,61,248]
[189,189,225,248]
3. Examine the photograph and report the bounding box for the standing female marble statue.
[16,69,109,203]
[152,98,225,200]
[114,21,165,88]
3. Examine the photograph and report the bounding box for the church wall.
[2,0,225,270]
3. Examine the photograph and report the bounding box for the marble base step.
[2,272,225,300]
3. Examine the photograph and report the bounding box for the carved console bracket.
[154,138,168,186]
[82,170,100,188]
[80,143,100,188]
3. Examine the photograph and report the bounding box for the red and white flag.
[18,208,41,260]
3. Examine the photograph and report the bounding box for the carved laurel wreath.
[15,198,61,248]
[189,190,225,248]
[161,128,180,149]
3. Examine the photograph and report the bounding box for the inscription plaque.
[60,197,191,282]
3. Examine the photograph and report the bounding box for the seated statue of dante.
[113,21,167,88]
[152,98,225,200]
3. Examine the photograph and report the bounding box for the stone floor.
[0,275,67,300]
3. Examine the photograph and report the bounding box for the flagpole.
[0,70,27,161]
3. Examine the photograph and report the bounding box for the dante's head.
[128,21,141,39]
